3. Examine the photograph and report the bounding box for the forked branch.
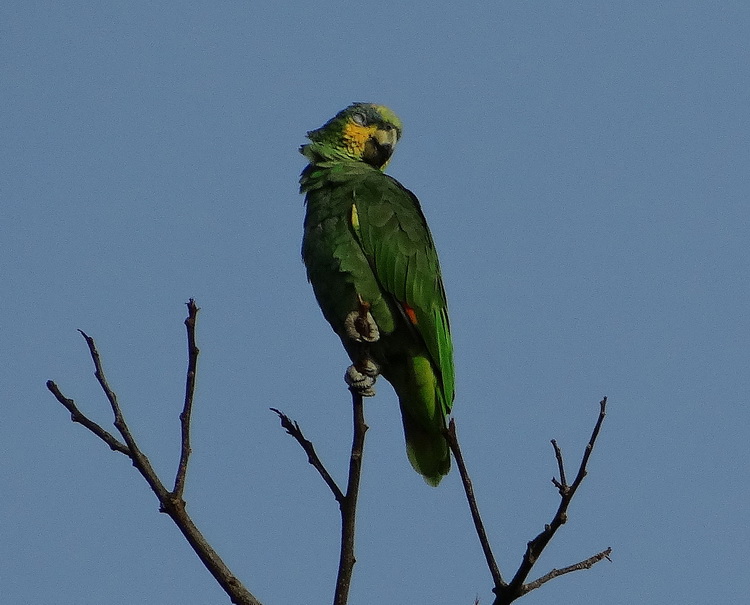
[272,388,368,605]
[445,398,610,605]
[47,300,262,605]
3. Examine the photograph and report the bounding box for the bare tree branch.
[518,547,612,595]
[502,397,609,603]
[445,419,504,588]
[47,301,263,605]
[46,380,130,455]
[174,298,200,497]
[551,438,567,490]
[273,388,368,605]
[49,298,610,605]
[334,389,367,605]
[76,327,170,500]
[447,398,610,605]
[271,408,345,503]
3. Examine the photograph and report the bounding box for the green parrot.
[300,103,454,486]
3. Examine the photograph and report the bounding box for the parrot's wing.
[352,171,454,412]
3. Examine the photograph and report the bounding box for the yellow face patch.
[342,122,377,158]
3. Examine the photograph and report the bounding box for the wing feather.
[354,170,454,412]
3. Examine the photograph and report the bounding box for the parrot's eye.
[351,112,366,126]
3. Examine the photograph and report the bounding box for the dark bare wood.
[48,301,262,605]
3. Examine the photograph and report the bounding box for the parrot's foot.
[344,302,380,343]
[345,359,379,397]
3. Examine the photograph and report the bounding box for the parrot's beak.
[373,126,399,149]
[363,127,399,168]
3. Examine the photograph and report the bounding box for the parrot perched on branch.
[300,103,454,486]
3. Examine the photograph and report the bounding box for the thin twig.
[551,439,566,492]
[519,547,612,595]
[46,380,130,455]
[270,408,345,503]
[446,419,505,588]
[77,329,169,499]
[569,397,607,491]
[48,304,263,605]
[174,299,200,497]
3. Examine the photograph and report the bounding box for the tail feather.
[384,353,451,486]
[404,418,450,486]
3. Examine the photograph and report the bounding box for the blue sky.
[3,2,749,603]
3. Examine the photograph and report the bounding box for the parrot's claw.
[345,360,379,397]
[344,308,380,343]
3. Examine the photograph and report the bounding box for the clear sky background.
[3,2,748,604]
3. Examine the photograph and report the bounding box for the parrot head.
[301,103,403,170]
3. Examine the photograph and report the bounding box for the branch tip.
[271,407,345,504]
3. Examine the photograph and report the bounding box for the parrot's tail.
[402,411,451,487]
[384,353,452,486]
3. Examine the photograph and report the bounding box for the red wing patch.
[400,301,418,325]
